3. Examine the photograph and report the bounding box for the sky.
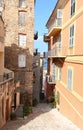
[34,0,58,54]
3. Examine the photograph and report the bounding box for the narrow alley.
[1,103,80,130]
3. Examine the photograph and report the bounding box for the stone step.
[15,104,24,118]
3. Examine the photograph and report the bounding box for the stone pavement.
[1,103,80,130]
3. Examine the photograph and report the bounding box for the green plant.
[32,98,38,106]
[49,93,59,108]
[23,106,32,116]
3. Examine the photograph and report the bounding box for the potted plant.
[23,106,32,119]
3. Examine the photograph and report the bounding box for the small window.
[68,68,72,90]
[19,0,26,8]
[18,34,26,48]
[57,9,62,18]
[71,0,75,16]
[18,54,26,67]
[19,11,26,25]
[69,24,74,48]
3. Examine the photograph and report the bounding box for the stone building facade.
[3,0,35,105]
[33,50,42,103]
[44,0,83,129]
[0,13,16,129]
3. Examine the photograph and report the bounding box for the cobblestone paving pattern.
[1,103,80,130]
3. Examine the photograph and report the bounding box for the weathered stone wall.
[0,79,14,129]
[33,53,41,103]
[4,0,34,105]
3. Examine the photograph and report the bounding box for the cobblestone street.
[1,103,80,130]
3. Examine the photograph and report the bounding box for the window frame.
[18,11,26,25]
[68,68,73,90]
[71,0,75,16]
[69,24,74,48]
[18,54,26,68]
[18,34,27,48]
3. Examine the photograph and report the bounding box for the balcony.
[46,75,56,85]
[48,18,62,36]
[0,72,13,83]
[44,44,66,58]
[34,31,38,40]
[43,34,50,42]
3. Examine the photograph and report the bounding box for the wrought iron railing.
[48,18,62,33]
[44,44,66,58]
[0,72,13,83]
[46,75,56,83]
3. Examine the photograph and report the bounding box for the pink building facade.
[44,0,83,129]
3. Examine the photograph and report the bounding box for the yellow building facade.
[44,0,83,129]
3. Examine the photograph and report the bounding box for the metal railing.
[48,18,62,33]
[0,72,13,83]
[44,44,66,58]
[46,75,56,83]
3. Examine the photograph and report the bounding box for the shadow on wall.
[4,43,33,106]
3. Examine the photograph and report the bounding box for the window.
[19,0,26,8]
[71,0,75,16]
[18,54,26,67]
[57,9,62,27]
[69,24,74,48]
[18,34,26,48]
[68,68,72,90]
[57,9,62,18]
[19,11,26,25]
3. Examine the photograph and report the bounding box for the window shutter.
[19,0,26,8]
[19,34,26,48]
[57,9,62,18]
[68,69,72,90]
[18,54,26,67]
[69,24,74,47]
[19,12,26,25]
[71,0,75,16]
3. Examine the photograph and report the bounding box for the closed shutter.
[69,24,74,47]
[18,54,26,67]
[68,69,72,90]
[57,9,62,18]
[19,12,26,25]
[71,0,75,16]
[19,34,26,48]
[19,0,26,8]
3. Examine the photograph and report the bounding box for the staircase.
[15,104,24,118]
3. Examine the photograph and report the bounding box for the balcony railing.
[48,18,62,35]
[46,75,56,84]
[0,78,14,95]
[0,72,13,83]
[43,34,50,42]
[44,44,66,58]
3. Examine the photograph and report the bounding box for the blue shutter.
[69,25,74,48]
[68,69,72,90]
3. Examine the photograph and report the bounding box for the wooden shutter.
[57,9,62,18]
[18,54,26,67]
[68,68,72,90]
[19,34,26,48]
